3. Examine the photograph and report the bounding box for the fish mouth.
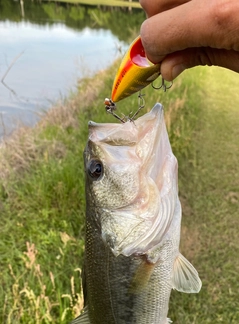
[88,104,178,260]
[88,103,166,188]
[114,104,178,259]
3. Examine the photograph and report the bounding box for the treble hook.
[104,91,146,124]
[104,98,126,123]
[152,76,173,92]
[130,91,145,121]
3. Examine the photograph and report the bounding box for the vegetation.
[0,0,144,42]
[169,67,239,323]
[0,56,239,323]
[46,0,141,9]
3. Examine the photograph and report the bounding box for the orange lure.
[110,36,161,103]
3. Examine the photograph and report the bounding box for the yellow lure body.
[111,36,161,103]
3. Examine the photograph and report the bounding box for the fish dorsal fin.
[172,253,202,293]
[70,307,90,324]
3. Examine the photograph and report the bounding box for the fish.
[111,36,161,103]
[71,103,201,324]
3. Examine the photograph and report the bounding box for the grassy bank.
[0,60,238,323]
[169,67,239,323]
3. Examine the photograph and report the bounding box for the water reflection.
[0,1,145,137]
[0,21,129,137]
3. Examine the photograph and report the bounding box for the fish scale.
[85,221,174,324]
[71,104,201,324]
[83,204,179,324]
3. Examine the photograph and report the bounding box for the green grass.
[0,60,239,323]
[169,67,239,323]
[46,0,141,9]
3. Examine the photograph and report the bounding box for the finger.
[160,48,239,81]
[139,0,189,17]
[140,0,239,63]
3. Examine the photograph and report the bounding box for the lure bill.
[111,36,161,103]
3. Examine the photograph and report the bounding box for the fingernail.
[171,64,186,79]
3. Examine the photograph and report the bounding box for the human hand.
[139,0,239,80]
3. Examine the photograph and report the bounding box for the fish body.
[71,104,201,324]
[111,36,161,102]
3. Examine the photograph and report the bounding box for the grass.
[0,58,239,323]
[45,0,141,9]
[169,67,239,323]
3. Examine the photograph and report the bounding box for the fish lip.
[88,119,138,146]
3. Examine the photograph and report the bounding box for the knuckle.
[139,0,147,9]
[139,0,152,10]
[139,0,160,17]
[209,0,239,49]
[210,0,234,27]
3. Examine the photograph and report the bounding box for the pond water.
[0,0,145,137]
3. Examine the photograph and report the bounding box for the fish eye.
[87,159,103,180]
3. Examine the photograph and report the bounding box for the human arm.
[139,0,239,80]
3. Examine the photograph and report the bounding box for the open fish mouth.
[86,104,178,260]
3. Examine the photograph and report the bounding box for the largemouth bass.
[71,103,201,324]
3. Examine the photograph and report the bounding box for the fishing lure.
[105,36,172,122]
[111,36,161,103]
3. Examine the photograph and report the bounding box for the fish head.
[84,104,178,258]
[84,123,141,210]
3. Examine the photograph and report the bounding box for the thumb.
[161,48,239,81]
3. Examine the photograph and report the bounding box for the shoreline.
[1,64,239,323]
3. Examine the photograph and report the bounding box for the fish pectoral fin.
[171,253,202,293]
[70,307,90,324]
[129,259,156,294]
